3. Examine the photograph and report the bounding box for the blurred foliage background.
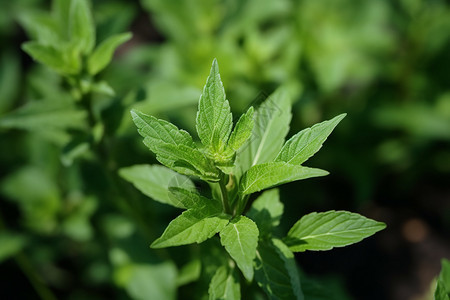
[0,0,449,299]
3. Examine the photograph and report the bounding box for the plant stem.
[219,174,231,214]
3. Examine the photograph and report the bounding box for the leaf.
[236,88,292,174]
[168,187,220,210]
[247,189,283,236]
[285,211,386,252]
[69,0,95,54]
[21,42,79,74]
[208,264,241,300]
[156,144,219,181]
[151,204,230,248]
[435,259,450,300]
[276,114,346,165]
[220,216,259,281]
[131,109,219,180]
[196,59,233,154]
[119,164,196,209]
[240,162,329,195]
[176,259,201,286]
[88,32,132,75]
[0,232,28,263]
[254,239,303,300]
[131,109,195,150]
[228,106,254,151]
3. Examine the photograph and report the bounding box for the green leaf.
[168,187,220,210]
[228,106,254,151]
[151,204,230,248]
[119,164,196,209]
[435,259,450,300]
[236,88,292,174]
[196,59,233,154]
[156,144,219,181]
[254,239,303,300]
[69,0,95,54]
[88,32,132,75]
[220,216,259,281]
[0,232,28,263]
[247,189,283,236]
[176,259,201,286]
[276,114,346,165]
[131,109,219,180]
[22,42,79,74]
[208,264,241,300]
[285,211,386,252]
[240,162,328,195]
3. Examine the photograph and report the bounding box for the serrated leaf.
[156,144,220,181]
[228,106,254,151]
[168,187,220,210]
[220,216,259,281]
[209,264,241,300]
[254,239,303,300]
[131,109,219,180]
[151,204,230,248]
[236,88,292,174]
[435,259,450,300]
[240,162,328,195]
[88,32,132,75]
[276,114,346,165]
[69,0,95,54]
[196,59,233,154]
[285,211,386,252]
[247,189,283,236]
[119,164,195,209]
[22,42,79,74]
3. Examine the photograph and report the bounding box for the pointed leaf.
[220,216,259,281]
[151,205,230,248]
[236,88,291,174]
[240,162,328,195]
[208,264,241,300]
[254,239,303,300]
[228,106,254,151]
[435,259,450,300]
[168,187,221,210]
[119,164,195,209]
[69,0,95,54]
[196,59,233,153]
[276,114,346,165]
[285,211,386,252]
[88,32,132,75]
[22,42,79,74]
[247,189,283,236]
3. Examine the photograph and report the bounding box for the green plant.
[435,259,450,300]
[121,59,386,299]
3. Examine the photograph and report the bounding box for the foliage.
[121,59,386,299]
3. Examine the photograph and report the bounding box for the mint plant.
[121,59,386,299]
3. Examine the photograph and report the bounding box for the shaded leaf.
[209,264,241,300]
[220,216,259,281]
[254,239,303,300]
[88,32,132,75]
[0,232,28,263]
[119,164,195,209]
[22,42,79,74]
[240,162,328,195]
[276,114,346,165]
[247,189,283,236]
[236,88,291,174]
[285,211,386,252]
[69,0,95,54]
[435,259,450,300]
[177,259,201,287]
